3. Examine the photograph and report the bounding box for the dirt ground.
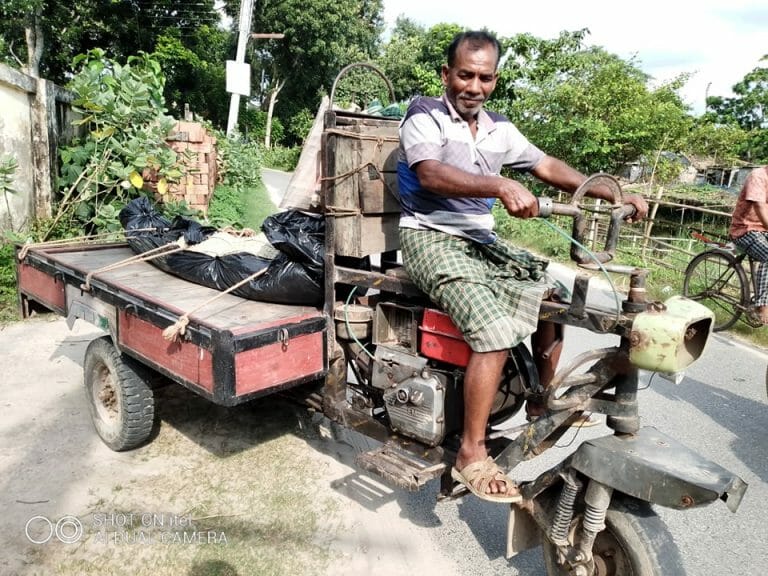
[0,314,459,576]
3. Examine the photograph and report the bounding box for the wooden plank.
[359,171,400,214]
[334,214,400,257]
[327,133,361,212]
[325,121,399,214]
[35,246,323,332]
[118,310,215,392]
[18,263,66,313]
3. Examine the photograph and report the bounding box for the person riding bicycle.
[396,29,648,503]
[729,165,768,325]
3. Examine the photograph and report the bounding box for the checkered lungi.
[733,231,768,306]
[399,228,555,352]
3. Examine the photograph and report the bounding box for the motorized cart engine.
[371,345,450,446]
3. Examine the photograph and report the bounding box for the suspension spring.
[550,473,582,546]
[582,502,607,534]
[577,481,613,559]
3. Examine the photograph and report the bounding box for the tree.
[153,26,232,127]
[376,19,459,100]
[245,0,384,144]
[493,32,692,175]
[706,56,768,162]
[0,0,230,126]
[687,120,746,166]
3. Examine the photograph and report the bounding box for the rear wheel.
[541,495,686,576]
[683,250,748,331]
[84,336,155,451]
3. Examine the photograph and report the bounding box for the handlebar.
[537,173,635,266]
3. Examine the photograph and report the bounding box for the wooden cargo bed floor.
[40,244,323,331]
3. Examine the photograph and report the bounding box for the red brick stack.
[153,121,217,214]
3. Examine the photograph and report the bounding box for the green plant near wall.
[0,154,18,231]
[49,48,184,239]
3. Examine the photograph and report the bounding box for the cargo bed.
[16,242,327,405]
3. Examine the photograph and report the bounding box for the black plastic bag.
[261,210,325,275]
[119,196,172,234]
[119,197,325,305]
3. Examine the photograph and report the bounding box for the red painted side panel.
[18,264,66,312]
[235,332,324,395]
[118,311,214,392]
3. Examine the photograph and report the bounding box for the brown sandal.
[451,457,522,503]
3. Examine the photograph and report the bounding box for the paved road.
[262,167,291,208]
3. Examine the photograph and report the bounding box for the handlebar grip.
[538,197,554,218]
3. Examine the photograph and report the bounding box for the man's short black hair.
[446,30,502,68]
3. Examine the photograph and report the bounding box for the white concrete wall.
[0,64,79,233]
[0,66,36,232]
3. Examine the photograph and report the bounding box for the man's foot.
[451,457,522,503]
[758,305,768,325]
[747,306,768,326]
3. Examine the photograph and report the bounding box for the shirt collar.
[441,94,496,132]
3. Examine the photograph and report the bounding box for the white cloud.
[382,0,767,114]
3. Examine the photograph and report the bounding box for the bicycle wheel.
[683,250,749,331]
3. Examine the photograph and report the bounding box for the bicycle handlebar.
[537,173,635,265]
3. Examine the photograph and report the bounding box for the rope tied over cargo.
[16,228,159,262]
[161,266,269,342]
[80,237,188,292]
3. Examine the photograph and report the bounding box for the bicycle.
[682,230,763,331]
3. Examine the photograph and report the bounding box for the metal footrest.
[355,443,447,491]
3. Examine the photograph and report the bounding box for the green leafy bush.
[1,154,19,231]
[260,145,300,171]
[50,49,182,239]
[207,185,247,228]
[216,136,262,189]
[0,241,18,323]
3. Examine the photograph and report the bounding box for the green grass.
[207,181,277,231]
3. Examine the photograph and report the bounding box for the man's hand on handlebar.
[622,193,648,223]
[585,180,648,223]
[499,179,539,218]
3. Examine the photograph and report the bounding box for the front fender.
[569,426,747,512]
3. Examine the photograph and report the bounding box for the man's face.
[442,41,498,121]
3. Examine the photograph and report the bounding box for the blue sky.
[382,0,768,115]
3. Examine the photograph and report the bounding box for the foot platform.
[355,443,447,491]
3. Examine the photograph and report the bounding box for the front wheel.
[682,250,748,332]
[541,495,686,576]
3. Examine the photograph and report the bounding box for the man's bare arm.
[414,159,539,218]
[531,156,648,222]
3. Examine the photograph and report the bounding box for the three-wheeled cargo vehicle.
[17,64,747,576]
